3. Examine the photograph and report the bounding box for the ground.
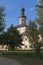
[0,57,22,65]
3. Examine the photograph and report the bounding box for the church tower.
[17,7,30,50]
[18,7,27,34]
[19,7,26,26]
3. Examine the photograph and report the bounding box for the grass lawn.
[14,55,43,65]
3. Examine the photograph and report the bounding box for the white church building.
[16,7,31,50]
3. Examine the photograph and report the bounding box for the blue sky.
[0,0,39,30]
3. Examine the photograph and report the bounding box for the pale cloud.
[38,0,39,2]
[29,8,34,11]
[6,4,12,10]
[6,5,9,8]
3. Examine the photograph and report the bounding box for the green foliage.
[27,20,40,50]
[0,6,5,32]
[35,0,43,29]
[39,25,43,37]
[36,0,43,38]
[0,33,5,44]
[7,25,23,50]
[26,20,41,56]
[0,25,23,50]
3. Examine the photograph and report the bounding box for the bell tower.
[19,7,26,26]
[17,7,30,50]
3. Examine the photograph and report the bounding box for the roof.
[19,15,26,18]
[15,24,27,28]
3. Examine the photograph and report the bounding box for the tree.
[36,0,43,42]
[4,25,23,50]
[0,31,7,48]
[36,0,43,24]
[26,20,40,53]
[0,6,5,32]
[0,6,6,47]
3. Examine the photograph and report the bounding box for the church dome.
[19,7,26,18]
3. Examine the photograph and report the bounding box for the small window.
[25,45,27,48]
[29,45,32,48]
[25,38,27,40]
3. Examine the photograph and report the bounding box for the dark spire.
[20,7,26,18]
[21,7,25,16]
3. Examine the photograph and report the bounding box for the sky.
[0,0,39,30]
